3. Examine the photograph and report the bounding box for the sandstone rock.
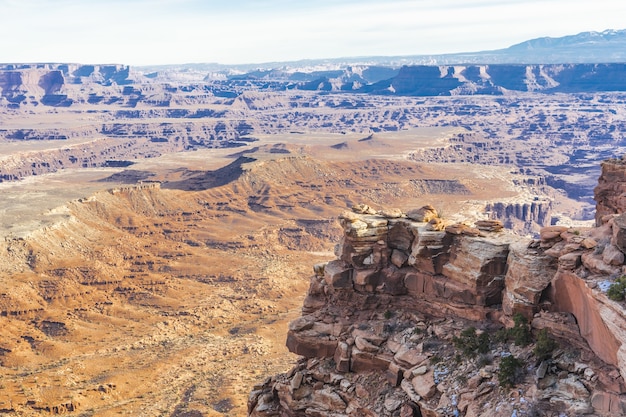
[445,223,481,236]
[334,342,351,373]
[353,269,379,287]
[604,244,625,265]
[394,345,428,368]
[408,229,451,274]
[581,251,619,275]
[352,203,377,215]
[289,316,316,332]
[388,220,415,251]
[595,158,626,225]
[467,373,483,389]
[311,388,347,411]
[581,237,598,249]
[406,205,438,222]
[290,371,304,391]
[545,241,584,258]
[475,219,504,232]
[286,331,338,358]
[400,379,421,403]
[400,403,421,417]
[350,329,387,346]
[383,393,403,412]
[354,336,379,353]
[409,365,428,377]
[558,251,582,271]
[442,235,510,305]
[323,260,352,289]
[350,348,392,373]
[379,266,409,295]
[502,241,556,317]
[391,249,409,268]
[386,362,406,387]
[411,371,437,399]
[614,213,626,253]
[591,391,626,415]
[473,381,494,399]
[550,271,621,369]
[379,208,404,218]
[540,225,568,247]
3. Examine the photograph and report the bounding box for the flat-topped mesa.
[250,201,626,417]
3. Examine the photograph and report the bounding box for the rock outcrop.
[249,175,626,417]
[595,155,626,225]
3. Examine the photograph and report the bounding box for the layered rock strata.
[249,190,626,416]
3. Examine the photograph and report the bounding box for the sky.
[0,0,625,66]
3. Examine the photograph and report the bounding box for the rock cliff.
[249,157,626,416]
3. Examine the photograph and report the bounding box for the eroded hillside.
[0,142,545,416]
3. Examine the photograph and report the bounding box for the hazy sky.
[0,0,624,65]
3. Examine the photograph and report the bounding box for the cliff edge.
[249,159,626,416]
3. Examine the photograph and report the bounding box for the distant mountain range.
[136,29,626,77]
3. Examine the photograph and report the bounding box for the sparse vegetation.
[430,354,443,364]
[607,275,626,301]
[533,329,557,361]
[498,355,523,388]
[453,326,490,357]
[493,313,532,347]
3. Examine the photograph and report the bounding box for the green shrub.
[607,276,626,301]
[510,313,532,347]
[453,326,490,357]
[498,355,523,388]
[533,329,557,361]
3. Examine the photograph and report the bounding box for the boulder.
[311,388,347,411]
[604,244,625,265]
[591,391,626,415]
[334,342,351,373]
[352,203,377,215]
[406,205,438,222]
[323,260,353,289]
[502,241,556,317]
[286,330,338,358]
[445,223,481,236]
[558,251,582,271]
[351,349,392,373]
[539,225,568,248]
[411,371,437,399]
[581,251,619,276]
[379,208,404,218]
[475,219,504,232]
[394,344,428,368]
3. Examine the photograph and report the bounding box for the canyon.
[1,44,626,415]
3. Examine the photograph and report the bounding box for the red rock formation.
[249,193,626,416]
[595,156,626,225]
